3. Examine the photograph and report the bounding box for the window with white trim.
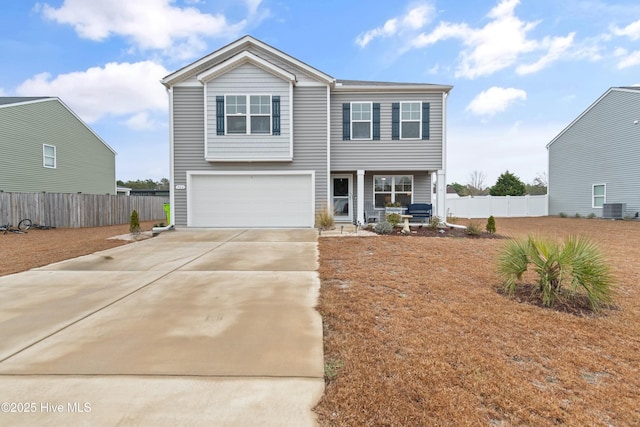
[43,144,56,168]
[351,102,372,140]
[401,101,421,139]
[225,95,271,135]
[373,175,413,208]
[593,184,606,208]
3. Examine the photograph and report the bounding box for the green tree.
[129,210,141,234]
[117,178,170,190]
[490,171,526,196]
[486,216,496,234]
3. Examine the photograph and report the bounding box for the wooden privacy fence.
[0,192,168,228]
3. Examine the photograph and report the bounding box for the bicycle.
[14,219,57,231]
[1,223,27,234]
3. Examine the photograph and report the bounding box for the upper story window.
[43,144,56,168]
[351,102,372,140]
[401,102,421,139]
[342,102,379,141]
[225,95,271,135]
[593,184,606,208]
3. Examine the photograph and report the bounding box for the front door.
[331,175,352,221]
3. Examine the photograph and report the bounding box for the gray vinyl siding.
[205,63,290,159]
[170,45,320,87]
[172,85,328,226]
[330,92,444,171]
[0,100,115,194]
[548,89,640,217]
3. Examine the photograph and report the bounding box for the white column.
[436,169,446,221]
[357,170,365,225]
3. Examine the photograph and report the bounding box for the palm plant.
[498,235,613,311]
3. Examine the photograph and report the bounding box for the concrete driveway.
[0,229,324,426]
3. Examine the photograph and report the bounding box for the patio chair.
[364,201,382,223]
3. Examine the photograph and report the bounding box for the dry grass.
[0,221,157,277]
[315,217,640,426]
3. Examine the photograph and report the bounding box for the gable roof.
[546,87,640,149]
[335,79,453,93]
[0,97,117,155]
[162,35,335,87]
[197,51,296,84]
[0,96,51,106]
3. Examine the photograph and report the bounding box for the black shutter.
[422,102,430,140]
[373,103,380,140]
[272,96,281,135]
[216,96,225,135]
[391,102,400,140]
[342,103,350,140]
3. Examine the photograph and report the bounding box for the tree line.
[116,178,170,190]
[448,170,547,197]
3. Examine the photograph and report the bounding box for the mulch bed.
[314,217,640,426]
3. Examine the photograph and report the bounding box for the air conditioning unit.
[602,203,626,219]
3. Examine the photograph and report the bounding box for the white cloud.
[124,111,161,131]
[38,0,247,58]
[411,0,574,78]
[15,61,169,127]
[516,33,575,75]
[466,86,527,117]
[0,88,5,96]
[356,3,434,48]
[611,19,640,40]
[617,50,640,69]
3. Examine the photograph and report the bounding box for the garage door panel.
[189,174,313,227]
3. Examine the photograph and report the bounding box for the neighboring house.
[0,97,116,194]
[161,36,452,227]
[547,87,640,218]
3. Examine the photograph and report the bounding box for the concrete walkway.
[0,229,324,426]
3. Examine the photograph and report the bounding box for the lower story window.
[374,175,413,208]
[593,184,606,208]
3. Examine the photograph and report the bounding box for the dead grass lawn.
[315,217,640,426]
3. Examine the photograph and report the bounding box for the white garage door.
[189,173,314,227]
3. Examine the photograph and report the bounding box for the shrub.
[587,213,596,219]
[466,221,482,235]
[129,210,141,234]
[446,214,459,224]
[559,212,567,218]
[486,215,496,234]
[498,235,613,311]
[386,213,401,227]
[374,221,393,235]
[315,210,334,229]
[575,213,582,218]
[427,215,441,229]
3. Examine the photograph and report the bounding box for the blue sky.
[2,0,640,187]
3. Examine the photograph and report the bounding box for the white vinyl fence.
[446,195,548,219]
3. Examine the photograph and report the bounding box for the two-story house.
[0,97,116,194]
[161,36,452,228]
[547,87,640,218]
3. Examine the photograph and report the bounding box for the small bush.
[587,213,596,219]
[427,215,441,229]
[466,221,482,235]
[315,210,334,229]
[498,235,614,311]
[486,215,496,234]
[559,212,567,218]
[374,221,393,234]
[129,210,141,234]
[446,214,459,224]
[386,213,401,226]
[575,213,582,218]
